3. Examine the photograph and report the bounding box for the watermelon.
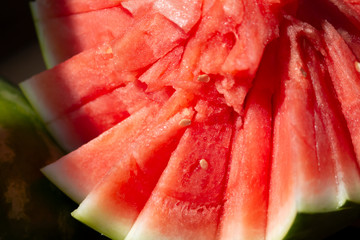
[218,40,278,240]
[125,97,233,240]
[17,0,360,239]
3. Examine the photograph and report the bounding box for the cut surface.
[20,12,186,123]
[218,41,278,240]
[71,107,195,239]
[125,98,233,240]
[42,90,194,203]
[266,20,339,240]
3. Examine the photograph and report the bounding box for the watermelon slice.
[267,18,360,240]
[323,21,360,165]
[41,89,194,203]
[71,106,195,239]
[125,99,234,240]
[46,82,172,151]
[218,40,278,240]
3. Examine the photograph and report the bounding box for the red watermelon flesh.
[33,6,135,67]
[152,0,203,33]
[71,107,195,239]
[20,12,186,123]
[139,46,184,92]
[323,21,360,165]
[266,20,339,240]
[218,40,278,240]
[19,0,360,239]
[328,0,360,29]
[46,82,172,151]
[125,99,233,240]
[41,89,194,203]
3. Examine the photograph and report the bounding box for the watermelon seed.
[199,159,209,170]
[179,119,192,127]
[355,61,360,72]
[106,46,113,54]
[300,67,307,77]
[197,74,210,83]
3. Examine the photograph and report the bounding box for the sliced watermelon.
[304,36,360,206]
[323,21,360,165]
[32,6,135,68]
[218,40,278,240]
[41,90,194,203]
[20,12,186,124]
[19,0,360,239]
[124,91,233,240]
[45,82,171,151]
[71,106,195,239]
[267,19,360,240]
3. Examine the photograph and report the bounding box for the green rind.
[282,201,360,240]
[30,2,56,69]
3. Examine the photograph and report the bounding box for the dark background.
[0,0,45,83]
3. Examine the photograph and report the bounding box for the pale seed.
[197,74,210,83]
[199,159,209,170]
[179,119,192,127]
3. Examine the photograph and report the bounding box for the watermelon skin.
[125,97,233,240]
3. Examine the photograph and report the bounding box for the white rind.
[30,1,58,69]
[72,191,136,240]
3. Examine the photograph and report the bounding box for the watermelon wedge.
[46,82,171,151]
[71,106,195,239]
[323,21,360,165]
[18,0,360,239]
[125,99,234,240]
[267,18,360,240]
[41,89,194,203]
[218,40,278,240]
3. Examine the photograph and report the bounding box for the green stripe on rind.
[283,202,360,240]
[1,79,48,131]
[30,2,56,69]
